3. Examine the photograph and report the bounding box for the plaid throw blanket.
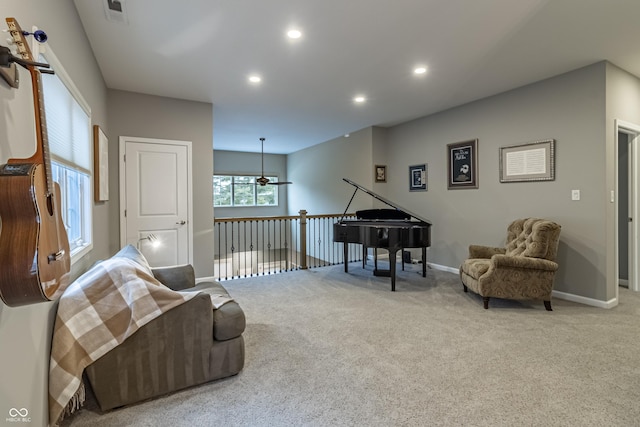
[48,255,231,426]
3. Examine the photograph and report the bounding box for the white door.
[119,136,193,267]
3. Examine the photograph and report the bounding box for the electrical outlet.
[571,189,580,201]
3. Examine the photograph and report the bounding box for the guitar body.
[0,162,70,306]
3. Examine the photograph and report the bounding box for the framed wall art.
[499,139,555,183]
[447,139,478,189]
[409,164,427,191]
[375,164,387,182]
[94,125,109,201]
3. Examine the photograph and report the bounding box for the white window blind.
[40,60,91,173]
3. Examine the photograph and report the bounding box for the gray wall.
[214,150,288,218]
[108,89,214,277]
[380,63,608,300]
[0,1,108,426]
[287,127,375,216]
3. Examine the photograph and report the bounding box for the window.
[214,175,279,207]
[39,49,93,261]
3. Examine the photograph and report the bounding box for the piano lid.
[341,178,432,225]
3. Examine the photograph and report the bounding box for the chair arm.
[469,245,506,259]
[492,254,558,271]
[151,264,196,290]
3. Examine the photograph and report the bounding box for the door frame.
[615,120,640,299]
[118,136,194,265]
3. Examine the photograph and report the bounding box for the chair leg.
[463,284,468,292]
[483,297,489,309]
[544,300,552,311]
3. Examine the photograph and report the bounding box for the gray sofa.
[85,264,245,411]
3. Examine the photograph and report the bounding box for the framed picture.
[447,139,478,189]
[499,139,555,183]
[375,164,387,182]
[409,164,427,191]
[93,125,109,201]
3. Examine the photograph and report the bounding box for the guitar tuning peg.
[22,30,47,43]
[6,37,14,45]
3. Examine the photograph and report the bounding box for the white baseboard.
[428,262,459,274]
[551,290,618,309]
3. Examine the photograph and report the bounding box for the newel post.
[299,209,308,269]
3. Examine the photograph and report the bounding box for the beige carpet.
[63,263,640,426]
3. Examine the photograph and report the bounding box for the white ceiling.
[73,0,640,154]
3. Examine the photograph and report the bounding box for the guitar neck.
[7,17,54,196]
[32,70,54,196]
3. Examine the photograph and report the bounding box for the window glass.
[213,175,279,207]
[233,175,256,206]
[213,175,232,206]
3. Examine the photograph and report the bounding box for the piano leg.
[389,249,398,291]
[374,248,378,271]
[422,247,427,278]
[343,243,349,273]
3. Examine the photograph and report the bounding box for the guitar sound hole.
[46,194,55,216]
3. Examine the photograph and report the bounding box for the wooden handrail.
[213,213,356,223]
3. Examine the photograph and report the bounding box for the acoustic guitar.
[0,17,70,307]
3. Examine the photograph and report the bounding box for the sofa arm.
[491,254,559,271]
[151,264,196,290]
[469,244,506,259]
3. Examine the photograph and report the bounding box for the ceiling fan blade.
[268,181,292,185]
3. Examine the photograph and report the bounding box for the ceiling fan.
[256,137,292,186]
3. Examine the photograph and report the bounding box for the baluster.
[299,210,307,269]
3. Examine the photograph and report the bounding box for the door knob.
[176,220,186,225]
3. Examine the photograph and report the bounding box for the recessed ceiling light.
[248,75,262,84]
[287,29,302,39]
[414,66,428,75]
[353,95,366,103]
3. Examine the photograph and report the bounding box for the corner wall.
[287,127,375,216]
[605,63,640,302]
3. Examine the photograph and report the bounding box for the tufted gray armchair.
[459,218,561,310]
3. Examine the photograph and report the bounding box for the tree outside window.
[213,175,279,207]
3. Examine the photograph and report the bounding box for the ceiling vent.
[103,0,128,24]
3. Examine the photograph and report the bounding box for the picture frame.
[409,164,427,191]
[499,139,555,183]
[93,125,109,201]
[447,139,478,189]
[375,164,387,182]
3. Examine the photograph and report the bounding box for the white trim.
[552,290,618,309]
[428,262,459,274]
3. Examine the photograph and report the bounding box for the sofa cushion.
[182,281,246,341]
[461,258,491,279]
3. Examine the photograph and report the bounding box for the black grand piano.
[333,178,432,291]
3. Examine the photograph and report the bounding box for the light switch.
[571,189,580,201]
